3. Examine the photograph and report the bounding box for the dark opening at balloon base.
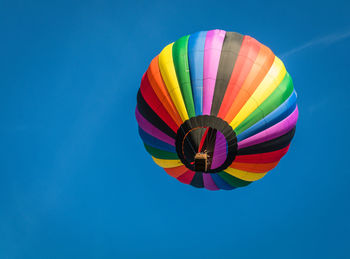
[175,115,238,173]
[194,152,209,171]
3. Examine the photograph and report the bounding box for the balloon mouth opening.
[194,151,209,171]
[175,115,237,173]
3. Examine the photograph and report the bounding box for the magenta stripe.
[135,108,175,146]
[238,106,298,149]
[202,29,226,115]
[211,131,227,169]
[203,173,219,190]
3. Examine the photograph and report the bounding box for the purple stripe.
[238,106,298,149]
[135,108,175,146]
[211,131,227,169]
[202,29,226,115]
[203,173,219,190]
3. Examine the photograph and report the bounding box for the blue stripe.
[211,173,236,190]
[237,91,297,142]
[138,127,176,153]
[188,31,207,116]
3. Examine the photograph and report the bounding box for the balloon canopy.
[135,29,298,190]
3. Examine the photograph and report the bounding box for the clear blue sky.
[1,0,349,258]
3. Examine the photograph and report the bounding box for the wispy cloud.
[280,29,350,58]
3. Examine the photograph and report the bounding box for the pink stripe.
[202,29,226,115]
[238,106,298,149]
[203,173,219,190]
[135,108,175,146]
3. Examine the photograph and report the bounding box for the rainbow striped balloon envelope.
[136,29,298,190]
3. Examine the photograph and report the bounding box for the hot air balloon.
[135,29,298,190]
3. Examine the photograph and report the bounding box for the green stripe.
[235,72,294,135]
[217,171,251,188]
[144,144,179,160]
[172,35,196,118]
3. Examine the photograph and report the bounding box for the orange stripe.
[229,161,279,173]
[164,165,188,178]
[147,56,183,127]
[223,44,275,123]
[218,36,261,119]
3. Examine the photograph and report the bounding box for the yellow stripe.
[230,57,286,129]
[224,167,267,181]
[152,157,183,168]
[158,43,189,122]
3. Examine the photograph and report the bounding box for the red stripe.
[140,73,178,133]
[234,145,290,163]
[177,171,195,184]
[198,127,209,152]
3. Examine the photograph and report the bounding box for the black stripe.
[190,172,204,188]
[237,127,296,155]
[137,90,176,139]
[211,32,244,115]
